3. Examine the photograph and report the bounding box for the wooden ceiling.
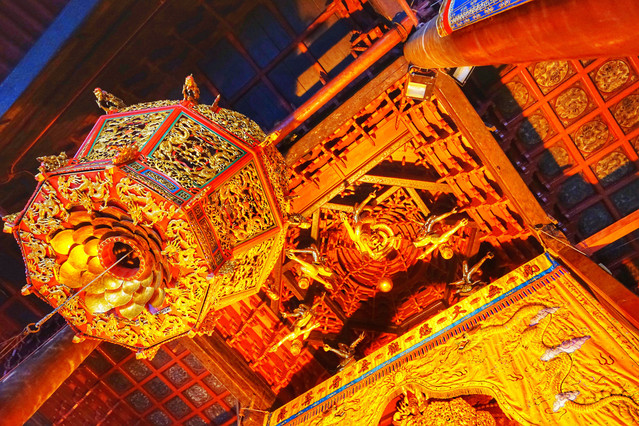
[465,58,639,291]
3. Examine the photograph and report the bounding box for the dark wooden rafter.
[577,209,639,255]
[358,174,451,192]
[284,57,410,165]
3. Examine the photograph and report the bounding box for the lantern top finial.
[182,74,200,104]
[93,87,126,114]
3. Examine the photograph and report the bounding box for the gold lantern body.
[5,92,290,357]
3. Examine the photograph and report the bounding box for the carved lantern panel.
[5,96,289,357]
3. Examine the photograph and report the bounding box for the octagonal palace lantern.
[4,78,291,358]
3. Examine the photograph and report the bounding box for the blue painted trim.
[275,253,560,426]
[0,0,102,118]
[446,0,533,32]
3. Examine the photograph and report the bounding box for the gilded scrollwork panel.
[146,114,245,189]
[204,161,276,247]
[82,110,172,162]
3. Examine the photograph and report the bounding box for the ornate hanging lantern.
[4,77,290,358]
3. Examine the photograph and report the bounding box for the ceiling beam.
[577,208,639,255]
[358,174,451,192]
[558,245,639,335]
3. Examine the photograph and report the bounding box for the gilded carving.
[392,393,496,426]
[94,88,126,113]
[20,230,56,284]
[270,298,323,355]
[115,175,178,226]
[146,114,244,189]
[612,94,639,131]
[209,238,275,304]
[36,152,69,175]
[533,61,569,89]
[194,105,266,144]
[57,172,112,214]
[2,212,20,233]
[414,208,468,260]
[574,120,609,153]
[287,246,335,290]
[595,60,630,93]
[205,162,276,246]
[83,110,171,162]
[555,87,588,121]
[339,192,399,260]
[22,182,67,235]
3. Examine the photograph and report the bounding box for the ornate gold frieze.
[269,254,639,426]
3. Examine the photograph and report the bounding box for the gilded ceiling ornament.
[594,151,633,185]
[595,60,630,93]
[495,81,529,117]
[322,332,365,372]
[555,87,589,121]
[574,120,609,153]
[94,88,126,113]
[414,208,467,260]
[339,192,399,260]
[36,152,69,176]
[269,297,323,355]
[146,114,245,189]
[82,109,172,162]
[182,74,200,104]
[286,246,335,290]
[539,145,572,176]
[533,60,569,88]
[450,252,494,294]
[6,76,291,355]
[612,94,639,130]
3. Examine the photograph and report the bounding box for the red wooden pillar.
[404,0,639,68]
[0,326,99,424]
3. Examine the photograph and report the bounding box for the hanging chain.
[0,250,133,362]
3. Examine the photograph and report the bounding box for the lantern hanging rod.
[27,250,133,335]
[265,14,414,146]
